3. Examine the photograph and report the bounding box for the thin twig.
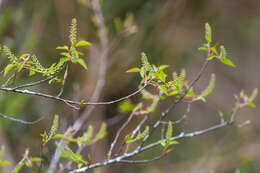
[69,119,236,173]
[108,108,137,158]
[0,112,45,125]
[12,149,29,173]
[0,84,147,106]
[12,76,54,90]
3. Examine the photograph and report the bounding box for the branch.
[0,84,147,107]
[0,112,45,125]
[69,119,235,173]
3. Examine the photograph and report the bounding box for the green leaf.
[29,157,42,162]
[4,64,15,76]
[125,126,149,144]
[207,55,214,61]
[126,67,141,73]
[158,65,169,71]
[29,70,36,76]
[60,52,70,57]
[95,123,107,140]
[19,53,30,59]
[76,59,88,70]
[198,46,208,51]
[140,67,145,78]
[15,162,24,173]
[0,161,10,167]
[201,74,216,97]
[248,88,258,103]
[158,70,167,83]
[210,46,218,55]
[53,134,67,139]
[56,46,68,50]
[219,46,235,67]
[159,140,166,147]
[247,102,256,108]
[76,40,91,47]
[48,115,59,140]
[186,90,195,97]
[118,100,135,113]
[220,57,235,67]
[219,45,226,59]
[57,57,69,67]
[77,125,93,146]
[169,140,179,145]
[158,85,168,95]
[166,121,173,141]
[205,23,212,43]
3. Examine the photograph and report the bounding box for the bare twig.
[108,108,137,158]
[0,112,45,125]
[12,76,54,90]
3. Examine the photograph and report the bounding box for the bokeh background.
[0,0,260,173]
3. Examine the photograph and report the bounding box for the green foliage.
[237,88,258,108]
[125,126,149,144]
[14,149,41,173]
[205,23,212,44]
[77,126,94,147]
[159,121,179,149]
[57,143,88,169]
[95,123,107,141]
[219,46,235,67]
[0,146,10,167]
[41,114,59,146]
[118,99,136,113]
[199,23,235,67]
[1,18,91,85]
[197,73,216,102]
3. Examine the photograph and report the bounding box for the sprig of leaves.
[41,114,59,146]
[125,126,149,144]
[159,121,179,153]
[199,23,235,67]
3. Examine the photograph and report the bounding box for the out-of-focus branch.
[0,112,45,124]
[69,117,238,173]
[48,0,110,172]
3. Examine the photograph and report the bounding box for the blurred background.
[0,0,260,172]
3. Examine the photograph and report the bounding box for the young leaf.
[118,100,135,113]
[205,23,212,43]
[125,126,149,144]
[95,123,107,140]
[248,88,258,103]
[56,46,68,50]
[220,57,235,67]
[141,52,152,72]
[126,67,141,73]
[76,59,88,70]
[158,85,168,95]
[76,40,91,47]
[77,125,94,146]
[48,114,59,140]
[201,74,216,97]
[219,46,235,67]
[4,64,15,76]
[166,121,173,141]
